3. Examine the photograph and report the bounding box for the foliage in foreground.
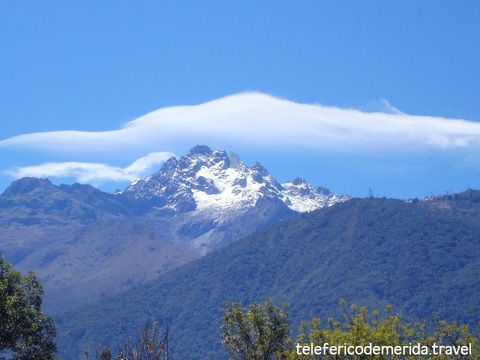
[222,299,480,360]
[85,320,172,360]
[222,299,291,360]
[0,255,56,360]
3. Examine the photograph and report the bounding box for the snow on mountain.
[0,146,352,310]
[123,145,350,214]
[282,178,344,212]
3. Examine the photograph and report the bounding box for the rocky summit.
[124,145,349,215]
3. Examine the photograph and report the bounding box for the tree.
[86,319,172,360]
[99,347,112,360]
[289,300,479,359]
[221,299,290,360]
[0,255,56,359]
[222,299,479,359]
[117,319,172,360]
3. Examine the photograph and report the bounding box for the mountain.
[0,177,198,310]
[56,191,480,359]
[0,146,348,310]
[124,145,343,214]
[122,145,349,253]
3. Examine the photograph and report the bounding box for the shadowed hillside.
[56,192,480,359]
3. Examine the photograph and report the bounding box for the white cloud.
[356,98,405,115]
[1,92,480,153]
[6,152,175,184]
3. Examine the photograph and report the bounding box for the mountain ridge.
[123,145,349,215]
[55,191,480,359]
[0,145,349,310]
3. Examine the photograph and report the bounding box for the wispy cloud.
[1,92,480,154]
[356,98,406,115]
[6,152,175,184]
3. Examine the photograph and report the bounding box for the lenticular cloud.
[1,92,480,153]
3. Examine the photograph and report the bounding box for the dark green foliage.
[0,255,56,359]
[57,194,480,359]
[222,300,290,360]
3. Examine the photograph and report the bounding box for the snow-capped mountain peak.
[281,178,347,212]
[123,146,350,214]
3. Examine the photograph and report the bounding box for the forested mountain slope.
[56,191,480,359]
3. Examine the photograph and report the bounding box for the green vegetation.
[56,196,480,358]
[221,300,479,360]
[0,256,56,359]
[0,249,478,359]
[222,300,290,360]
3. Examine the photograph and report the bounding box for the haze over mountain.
[56,190,480,359]
[0,146,349,310]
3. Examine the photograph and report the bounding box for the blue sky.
[1,1,480,198]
